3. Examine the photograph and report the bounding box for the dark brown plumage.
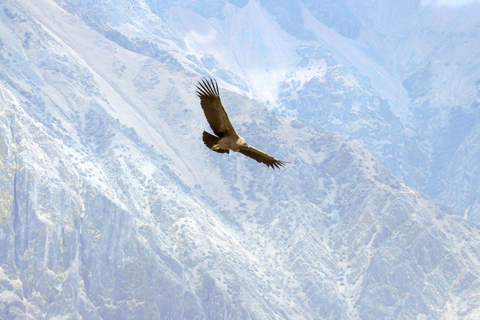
[196,78,285,169]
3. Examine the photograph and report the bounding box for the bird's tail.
[202,131,229,154]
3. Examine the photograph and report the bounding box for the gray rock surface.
[1,0,480,319]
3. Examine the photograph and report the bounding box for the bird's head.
[238,137,249,148]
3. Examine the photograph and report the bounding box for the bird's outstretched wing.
[238,145,286,169]
[196,78,237,138]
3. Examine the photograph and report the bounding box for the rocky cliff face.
[1,0,480,319]
[274,0,480,220]
[112,0,480,222]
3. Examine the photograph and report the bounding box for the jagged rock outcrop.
[1,0,480,319]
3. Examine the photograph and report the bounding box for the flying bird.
[196,78,285,169]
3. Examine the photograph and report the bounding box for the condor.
[196,78,286,169]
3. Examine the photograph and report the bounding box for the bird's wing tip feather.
[197,77,219,98]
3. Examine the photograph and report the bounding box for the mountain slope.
[2,80,480,318]
[1,0,480,319]
[116,0,480,221]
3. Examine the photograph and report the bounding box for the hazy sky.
[422,0,480,6]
